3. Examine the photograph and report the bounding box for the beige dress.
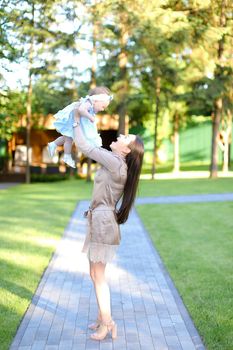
[74,123,127,263]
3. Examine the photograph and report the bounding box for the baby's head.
[88,86,113,113]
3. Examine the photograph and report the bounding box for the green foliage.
[0,90,26,140]
[32,79,76,116]
[1,0,233,171]
[0,0,21,63]
[180,0,233,118]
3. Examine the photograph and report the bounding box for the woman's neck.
[112,149,126,159]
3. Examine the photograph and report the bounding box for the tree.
[180,0,233,177]
[131,2,190,177]
[2,0,85,182]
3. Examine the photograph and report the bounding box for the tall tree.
[3,0,83,182]
[181,0,233,177]
[99,0,141,135]
[132,2,189,177]
[210,0,227,178]
[5,0,61,182]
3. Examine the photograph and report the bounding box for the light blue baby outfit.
[53,97,102,147]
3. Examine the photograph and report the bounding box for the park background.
[0,0,233,350]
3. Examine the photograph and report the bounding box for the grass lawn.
[142,162,233,174]
[137,200,233,349]
[0,179,92,350]
[0,177,232,349]
[138,177,233,197]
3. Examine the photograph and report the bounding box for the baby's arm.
[74,101,95,122]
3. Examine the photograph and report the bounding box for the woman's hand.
[73,100,94,122]
[75,107,95,123]
[74,110,81,123]
[86,115,95,123]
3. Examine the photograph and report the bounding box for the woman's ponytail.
[116,136,144,224]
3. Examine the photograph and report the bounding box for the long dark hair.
[116,135,144,224]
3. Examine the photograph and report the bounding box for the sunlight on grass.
[137,201,233,350]
[138,177,233,197]
[0,179,92,350]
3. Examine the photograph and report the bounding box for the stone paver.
[136,193,233,205]
[0,182,20,189]
[10,200,205,350]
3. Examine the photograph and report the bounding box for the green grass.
[0,179,92,350]
[137,201,233,349]
[138,177,233,197]
[142,162,233,174]
[0,177,233,349]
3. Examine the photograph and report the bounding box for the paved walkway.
[10,200,205,350]
[0,182,20,190]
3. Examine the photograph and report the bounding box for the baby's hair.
[88,86,111,96]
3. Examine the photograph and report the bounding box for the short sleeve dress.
[53,97,102,147]
[73,121,128,264]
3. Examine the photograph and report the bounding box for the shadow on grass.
[1,274,34,303]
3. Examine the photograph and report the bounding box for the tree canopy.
[1,0,232,177]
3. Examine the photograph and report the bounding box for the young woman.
[72,111,144,341]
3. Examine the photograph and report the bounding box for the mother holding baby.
[73,88,144,341]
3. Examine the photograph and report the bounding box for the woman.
[73,112,144,341]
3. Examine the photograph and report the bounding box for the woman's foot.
[63,154,76,168]
[88,317,101,330]
[90,319,117,341]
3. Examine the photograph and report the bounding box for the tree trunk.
[25,4,34,184]
[86,7,98,182]
[210,101,222,178]
[90,17,97,89]
[71,75,78,101]
[222,110,232,173]
[173,110,180,173]
[151,76,160,180]
[117,25,128,135]
[118,89,127,135]
[210,0,226,178]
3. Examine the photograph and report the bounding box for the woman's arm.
[73,115,120,172]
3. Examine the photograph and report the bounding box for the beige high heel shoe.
[90,319,117,341]
[88,317,101,330]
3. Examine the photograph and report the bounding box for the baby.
[48,86,113,168]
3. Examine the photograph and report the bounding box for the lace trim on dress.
[87,242,118,264]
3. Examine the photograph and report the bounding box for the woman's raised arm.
[73,117,120,172]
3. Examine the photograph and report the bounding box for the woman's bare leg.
[89,261,111,323]
[89,260,117,340]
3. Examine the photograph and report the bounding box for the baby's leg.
[63,137,75,168]
[64,136,73,154]
[54,136,65,146]
[48,136,65,157]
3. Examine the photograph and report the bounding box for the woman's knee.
[90,262,105,283]
[90,267,95,281]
